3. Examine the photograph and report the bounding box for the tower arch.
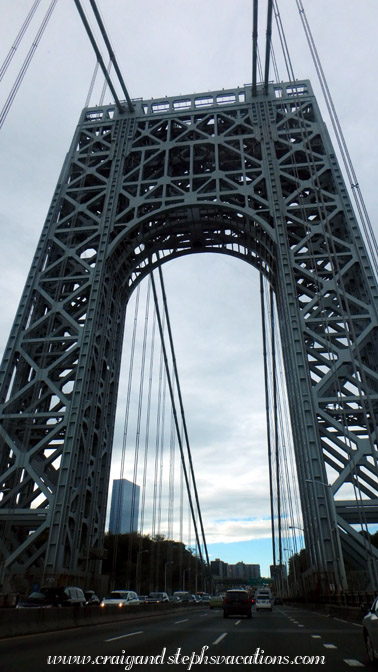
[108,202,276,296]
[0,82,377,592]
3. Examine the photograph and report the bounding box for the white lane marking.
[105,630,143,642]
[213,633,228,645]
[298,625,304,627]
[175,619,189,624]
[343,660,364,667]
[312,635,321,639]
[334,617,348,624]
[323,644,337,649]
[353,623,363,628]
[234,620,241,626]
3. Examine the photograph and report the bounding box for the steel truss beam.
[0,81,377,591]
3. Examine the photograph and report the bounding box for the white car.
[100,590,139,608]
[363,596,378,664]
[255,594,273,611]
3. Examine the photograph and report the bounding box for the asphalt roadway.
[0,604,373,671]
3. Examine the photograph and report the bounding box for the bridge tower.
[0,80,378,593]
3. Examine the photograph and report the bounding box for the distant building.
[244,563,261,580]
[222,562,261,581]
[229,562,245,579]
[109,478,140,534]
[211,559,261,581]
[210,559,261,583]
[211,558,228,579]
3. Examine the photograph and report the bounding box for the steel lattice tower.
[0,80,378,592]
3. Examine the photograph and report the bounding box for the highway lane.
[0,605,373,671]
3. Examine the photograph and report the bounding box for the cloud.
[204,517,273,544]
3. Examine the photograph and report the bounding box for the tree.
[102,532,208,594]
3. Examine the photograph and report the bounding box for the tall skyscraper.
[109,479,140,534]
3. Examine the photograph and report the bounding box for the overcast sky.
[1,1,378,578]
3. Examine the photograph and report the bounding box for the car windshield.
[227,591,247,598]
[26,591,48,599]
[105,592,126,599]
[149,593,163,598]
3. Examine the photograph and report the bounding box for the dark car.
[84,590,100,606]
[138,594,149,604]
[223,589,252,619]
[17,586,86,608]
[145,592,169,604]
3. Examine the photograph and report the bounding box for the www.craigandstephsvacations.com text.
[47,646,326,668]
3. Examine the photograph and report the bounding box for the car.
[223,589,252,619]
[138,594,149,604]
[274,596,283,605]
[17,586,86,608]
[209,594,224,609]
[363,596,378,664]
[191,594,202,604]
[145,592,169,604]
[199,594,211,605]
[255,594,273,611]
[100,590,139,607]
[173,591,193,602]
[168,595,181,603]
[84,590,100,606]
[255,588,272,597]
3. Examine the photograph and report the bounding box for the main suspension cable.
[295,0,378,280]
[0,0,42,82]
[0,0,58,131]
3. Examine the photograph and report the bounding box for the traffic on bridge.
[0,601,374,671]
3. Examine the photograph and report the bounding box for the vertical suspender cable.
[155,371,167,590]
[149,318,166,592]
[110,285,140,589]
[85,60,99,107]
[99,60,112,105]
[252,0,258,96]
[126,281,151,588]
[138,299,156,540]
[0,0,42,82]
[156,264,211,575]
[149,266,207,570]
[273,0,295,82]
[261,275,276,568]
[271,286,283,574]
[0,0,58,131]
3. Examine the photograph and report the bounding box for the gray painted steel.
[0,81,377,591]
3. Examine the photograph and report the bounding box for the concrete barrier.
[291,601,365,623]
[0,602,196,639]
